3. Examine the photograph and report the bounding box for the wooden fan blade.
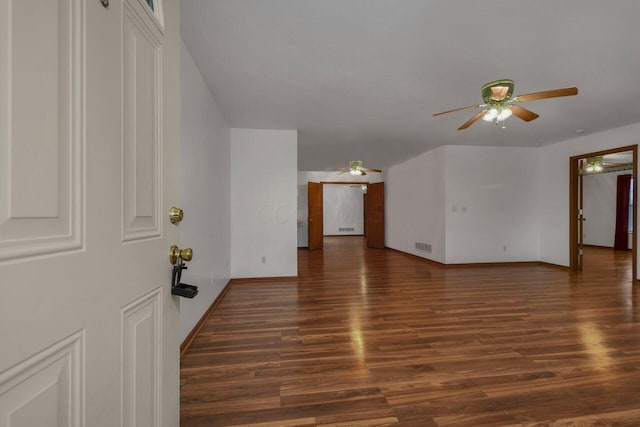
[361,170,367,176]
[509,104,540,122]
[458,111,486,130]
[514,87,578,103]
[337,170,348,175]
[433,104,483,117]
[362,168,382,173]
[603,162,631,167]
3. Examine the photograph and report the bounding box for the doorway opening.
[306,181,385,250]
[569,145,637,281]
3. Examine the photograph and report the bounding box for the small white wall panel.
[122,3,162,242]
[121,288,162,427]
[0,331,85,427]
[0,0,83,261]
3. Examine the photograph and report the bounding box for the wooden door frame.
[307,182,324,250]
[307,181,384,249]
[364,182,385,249]
[569,144,637,281]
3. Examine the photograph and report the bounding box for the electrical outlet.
[211,271,215,285]
[261,256,266,264]
[503,245,507,252]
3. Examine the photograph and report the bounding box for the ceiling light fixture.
[584,156,604,173]
[482,104,512,127]
[349,160,364,175]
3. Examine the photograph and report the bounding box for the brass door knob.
[169,245,193,264]
[169,207,184,224]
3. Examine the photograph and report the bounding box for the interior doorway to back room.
[300,182,385,250]
[570,145,637,281]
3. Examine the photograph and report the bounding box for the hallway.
[181,237,640,426]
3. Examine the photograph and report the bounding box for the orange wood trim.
[633,147,638,282]
[230,276,298,284]
[365,182,385,248]
[180,279,233,358]
[570,144,638,160]
[308,182,324,250]
[387,247,570,270]
[570,156,578,271]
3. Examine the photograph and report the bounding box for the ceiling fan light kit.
[433,79,578,130]
[334,161,382,176]
[350,160,363,175]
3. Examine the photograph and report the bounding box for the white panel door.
[0,0,180,426]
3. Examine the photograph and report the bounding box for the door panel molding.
[0,330,85,427]
[121,287,162,427]
[121,2,162,242]
[0,0,84,262]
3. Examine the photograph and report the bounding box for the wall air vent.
[339,227,355,232]
[415,242,432,253]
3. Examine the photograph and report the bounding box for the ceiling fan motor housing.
[482,79,515,104]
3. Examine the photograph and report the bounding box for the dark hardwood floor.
[181,237,640,426]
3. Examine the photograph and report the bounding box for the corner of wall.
[179,39,232,342]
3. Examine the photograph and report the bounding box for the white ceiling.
[181,1,640,171]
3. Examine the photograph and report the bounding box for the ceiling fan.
[433,79,578,130]
[336,161,381,176]
[580,156,631,173]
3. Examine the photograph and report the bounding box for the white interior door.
[0,0,181,425]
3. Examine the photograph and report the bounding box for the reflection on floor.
[582,245,632,282]
[181,236,640,426]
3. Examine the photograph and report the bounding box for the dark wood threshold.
[180,280,232,358]
[323,234,364,237]
[387,246,570,271]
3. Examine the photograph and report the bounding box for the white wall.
[231,129,298,278]
[179,41,231,342]
[323,185,364,235]
[539,122,640,269]
[386,147,447,263]
[445,146,540,263]
[297,171,382,247]
[583,170,632,248]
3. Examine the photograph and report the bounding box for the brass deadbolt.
[169,207,184,224]
[169,245,193,264]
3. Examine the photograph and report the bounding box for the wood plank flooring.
[181,238,640,426]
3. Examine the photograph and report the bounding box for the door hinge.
[579,248,583,255]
